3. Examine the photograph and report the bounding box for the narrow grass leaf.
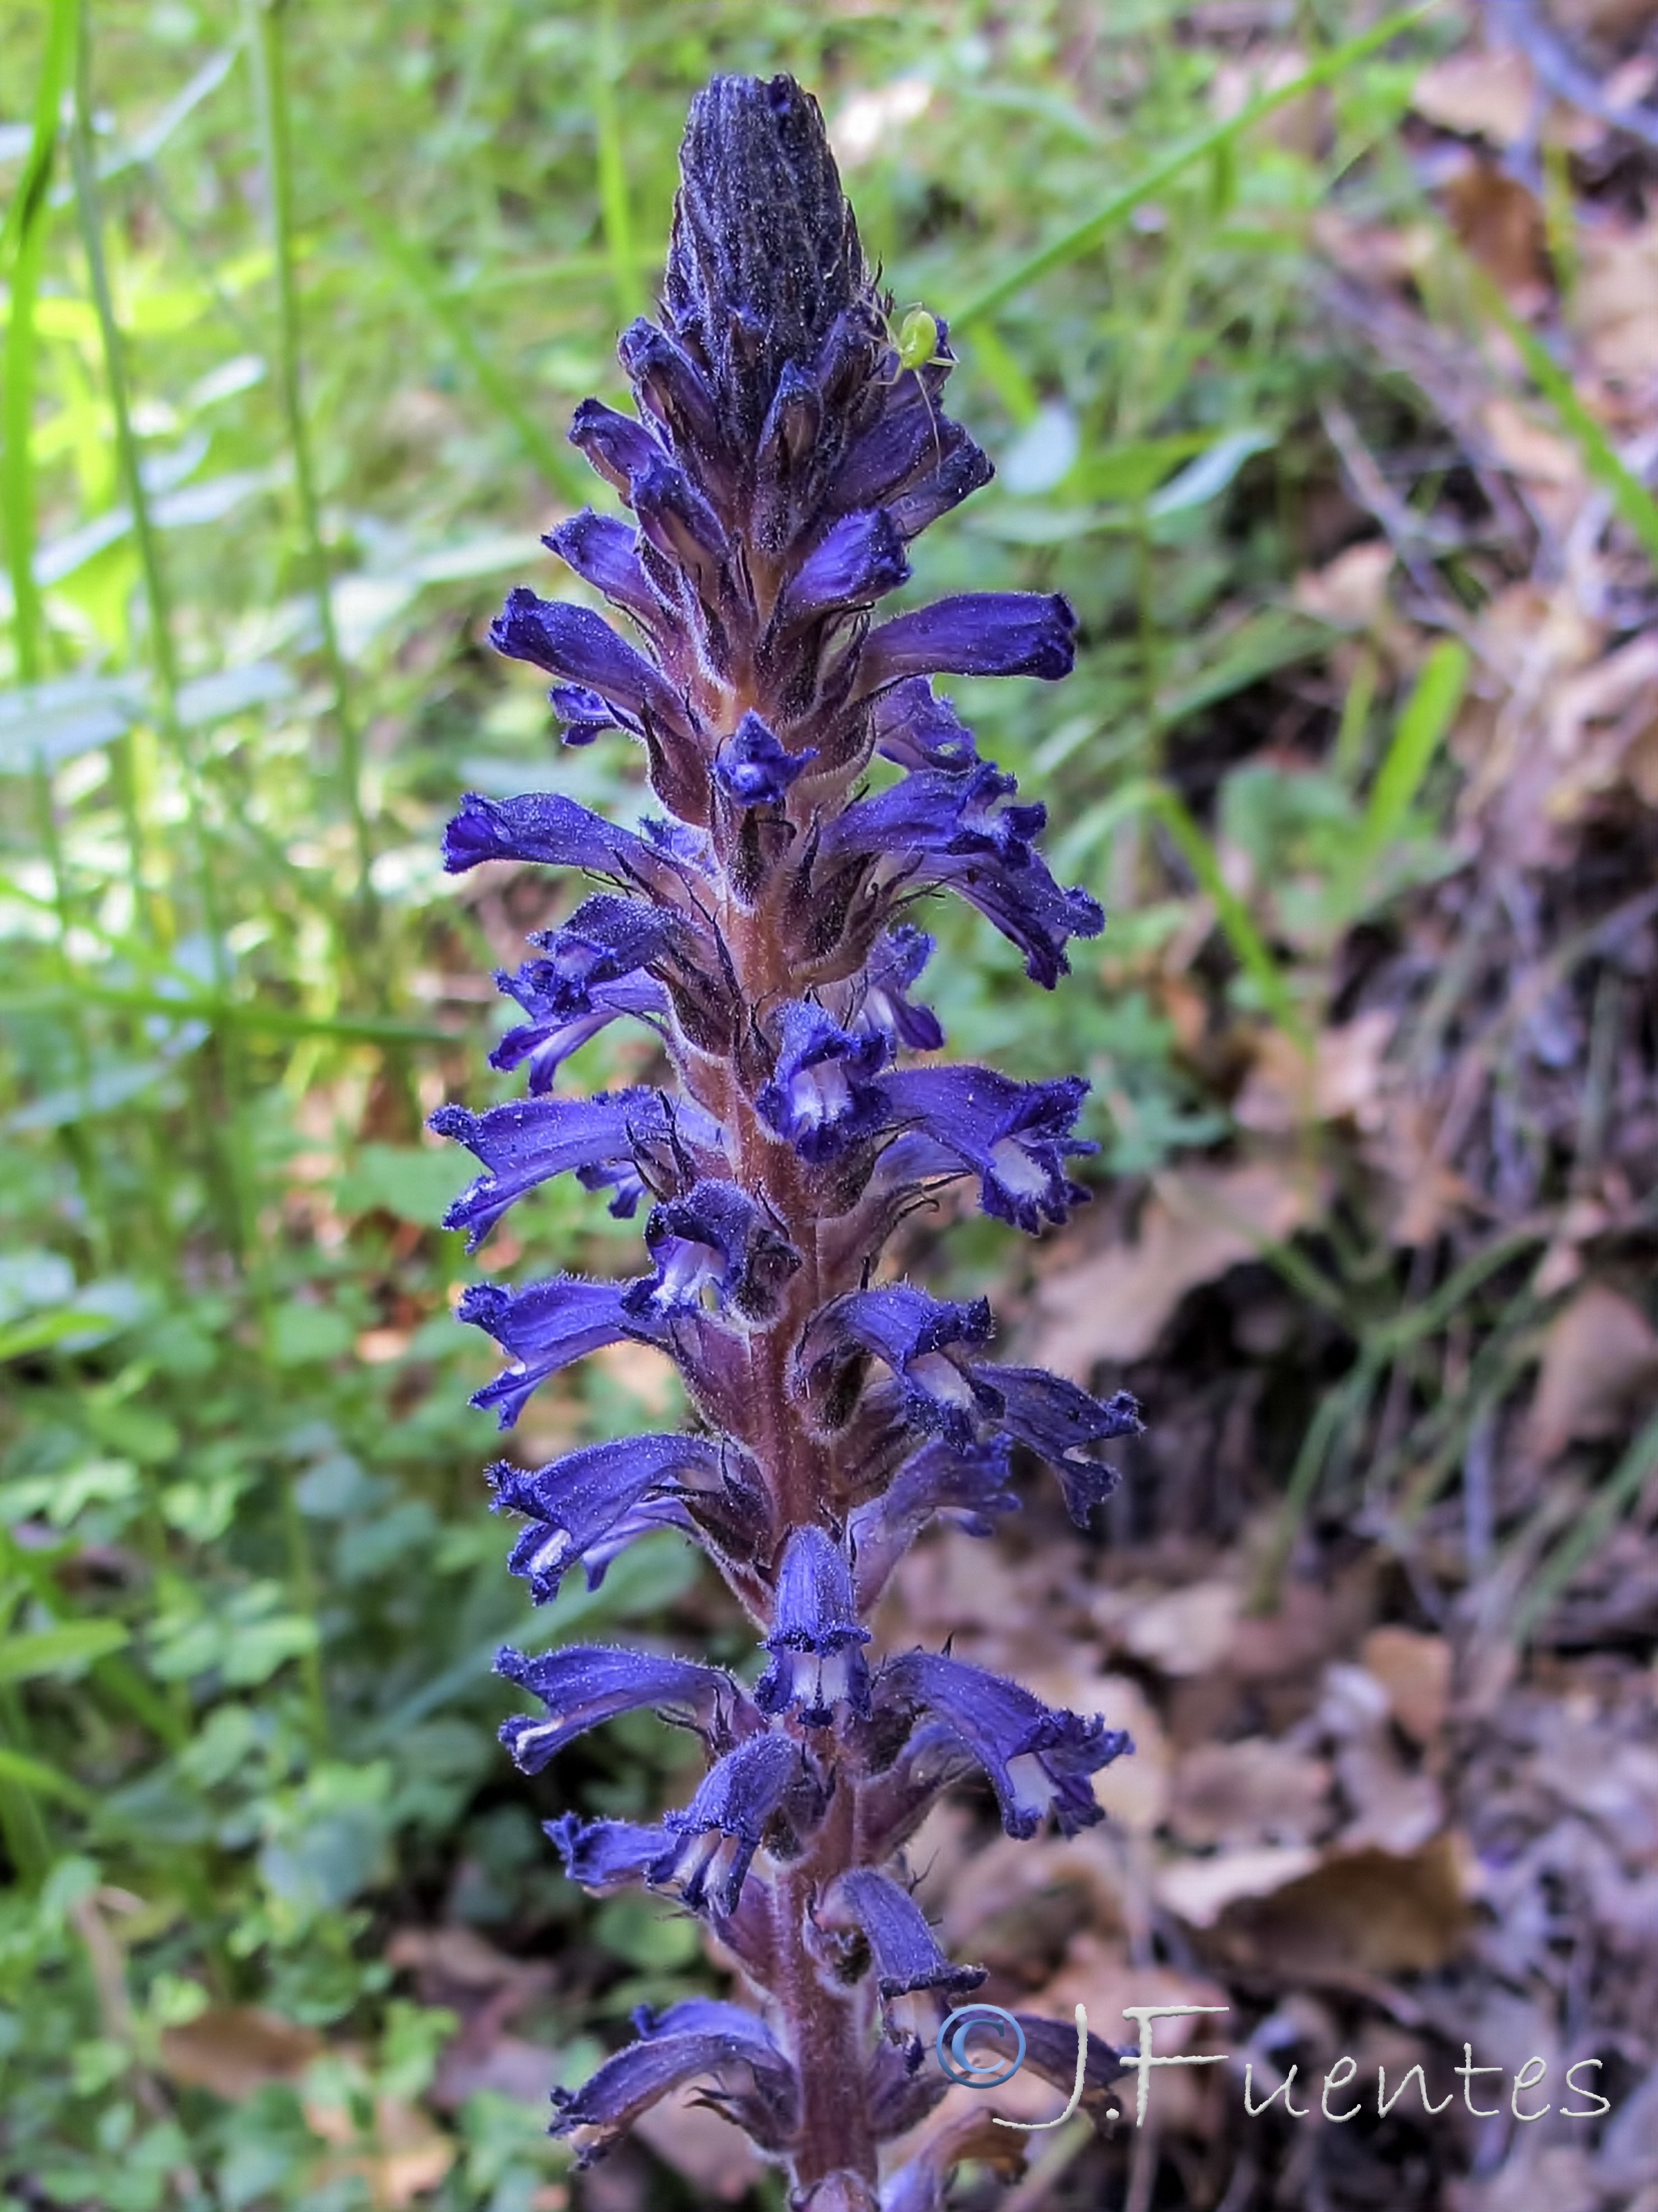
[1362,639,1468,858]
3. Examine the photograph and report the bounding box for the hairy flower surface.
[439,71,1137,2206]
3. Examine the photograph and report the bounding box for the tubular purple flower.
[488,1433,721,1602]
[652,1732,803,1915]
[494,1644,737,1774]
[857,593,1077,693]
[756,1525,871,1724]
[551,1997,797,2167]
[715,711,816,805]
[432,1089,669,1249]
[756,1002,889,1162]
[434,68,1143,2207]
[880,1651,1133,1839]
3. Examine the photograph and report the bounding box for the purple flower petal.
[551,1996,795,2166]
[849,1437,1019,1610]
[715,712,816,806]
[652,1732,803,1915]
[870,680,980,774]
[823,1867,984,2003]
[442,789,655,883]
[756,1002,889,1163]
[880,1651,1131,1838]
[459,1276,654,1429]
[494,1643,734,1774]
[756,1526,870,1724]
[432,1088,669,1250]
[778,509,910,627]
[877,1067,1095,1233]
[568,397,662,496]
[489,1433,719,1602]
[489,586,689,734]
[799,1285,996,1444]
[980,1367,1142,1525]
[624,1178,800,1322]
[547,1812,675,1891]
[542,513,661,631]
[858,593,1077,693]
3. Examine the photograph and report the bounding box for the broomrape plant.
[437,74,1137,2209]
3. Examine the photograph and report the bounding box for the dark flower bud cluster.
[438,73,1137,2209]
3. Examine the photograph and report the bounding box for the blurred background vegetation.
[3,0,1657,2207]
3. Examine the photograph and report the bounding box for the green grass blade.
[242,0,376,911]
[0,1621,132,1689]
[0,1743,100,1815]
[1145,784,1308,1041]
[1362,637,1467,857]
[952,1,1443,330]
[310,147,589,503]
[1473,273,1658,567]
[1,0,75,681]
[592,0,644,327]
[1513,1407,1658,1646]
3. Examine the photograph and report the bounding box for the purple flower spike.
[494,1643,734,1774]
[715,711,816,806]
[756,1525,871,1724]
[435,70,1145,2204]
[880,1651,1132,1839]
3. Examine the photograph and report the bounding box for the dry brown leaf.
[1290,538,1394,628]
[1442,158,1549,303]
[1211,46,1321,154]
[1203,1833,1471,1984]
[634,2095,766,2202]
[1169,1738,1332,1849]
[1361,1627,1453,1745]
[1574,218,1658,388]
[1156,1844,1321,1927]
[307,2092,455,2211]
[158,2005,323,2099]
[1413,46,1537,144]
[1451,2142,1601,2212]
[1544,632,1658,819]
[1034,1163,1323,1372]
[936,1828,1130,1974]
[1234,1012,1394,1134]
[1110,1579,1241,1679]
[1529,1280,1658,1458]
